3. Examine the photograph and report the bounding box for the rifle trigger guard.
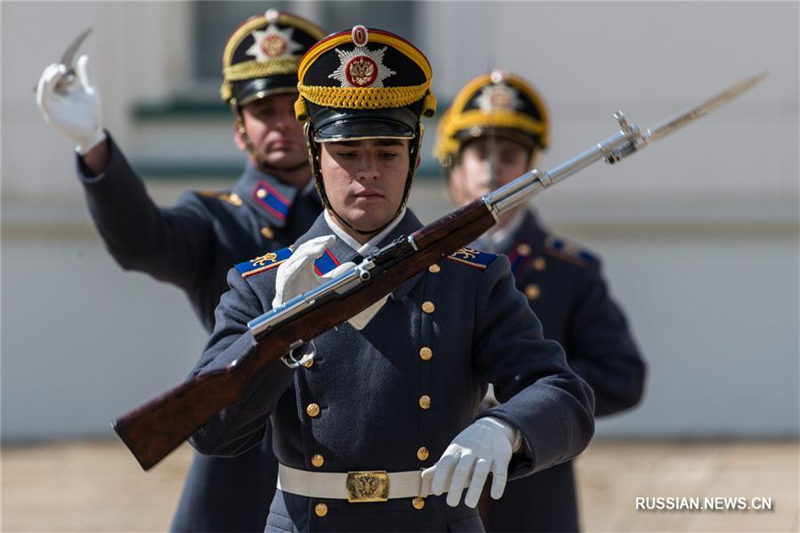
[281,340,316,369]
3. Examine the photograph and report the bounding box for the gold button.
[517,243,532,256]
[417,446,430,461]
[421,301,435,314]
[260,226,274,239]
[525,284,541,300]
[533,257,546,271]
[311,454,324,468]
[302,357,314,368]
[227,193,243,206]
[314,503,328,517]
[428,264,441,274]
[256,188,267,199]
[412,497,425,509]
[419,347,433,361]
[306,403,321,418]
[419,395,431,410]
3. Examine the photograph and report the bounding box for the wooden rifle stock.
[113,200,496,470]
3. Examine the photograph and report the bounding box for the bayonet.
[644,72,768,144]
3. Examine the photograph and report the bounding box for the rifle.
[113,73,764,471]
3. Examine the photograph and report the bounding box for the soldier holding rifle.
[435,71,646,532]
[35,11,325,532]
[188,26,595,532]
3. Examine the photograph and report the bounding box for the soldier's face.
[319,139,412,234]
[448,136,535,206]
[235,93,308,170]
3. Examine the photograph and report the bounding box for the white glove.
[422,416,522,508]
[36,54,105,154]
[272,235,387,330]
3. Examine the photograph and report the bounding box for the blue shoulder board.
[544,236,595,267]
[236,246,294,278]
[445,247,496,270]
[236,247,342,279]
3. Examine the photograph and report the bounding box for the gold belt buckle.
[345,470,390,503]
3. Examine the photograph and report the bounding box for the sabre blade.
[645,72,767,144]
[31,27,93,93]
[59,27,93,68]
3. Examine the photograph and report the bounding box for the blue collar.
[234,163,306,228]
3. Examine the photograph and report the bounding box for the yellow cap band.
[434,110,548,166]
[220,57,302,104]
[298,82,432,112]
[445,109,546,137]
[223,56,301,82]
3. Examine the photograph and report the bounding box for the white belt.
[277,464,434,502]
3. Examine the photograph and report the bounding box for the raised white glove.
[273,235,335,308]
[422,416,522,508]
[272,235,387,330]
[36,54,105,154]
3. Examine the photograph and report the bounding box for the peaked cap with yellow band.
[295,25,436,142]
[294,26,437,235]
[220,9,324,106]
[434,71,549,167]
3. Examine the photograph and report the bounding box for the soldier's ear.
[233,122,247,152]
[415,154,421,170]
[528,149,540,169]
[445,166,464,206]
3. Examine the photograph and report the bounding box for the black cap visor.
[455,126,538,151]
[233,75,298,106]
[309,105,417,142]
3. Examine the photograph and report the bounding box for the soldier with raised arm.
[435,71,646,532]
[35,11,325,532]
[189,26,595,532]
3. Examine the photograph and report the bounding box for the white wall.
[2,1,798,440]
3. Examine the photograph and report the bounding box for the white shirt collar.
[324,208,408,255]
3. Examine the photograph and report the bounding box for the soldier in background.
[435,71,646,532]
[35,10,324,532]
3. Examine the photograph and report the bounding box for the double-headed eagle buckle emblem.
[345,470,390,502]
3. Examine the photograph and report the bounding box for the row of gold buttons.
[408,264,441,511]
[315,264,444,516]
[307,399,325,470]
[517,244,545,300]
[516,244,547,272]
[301,343,323,472]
